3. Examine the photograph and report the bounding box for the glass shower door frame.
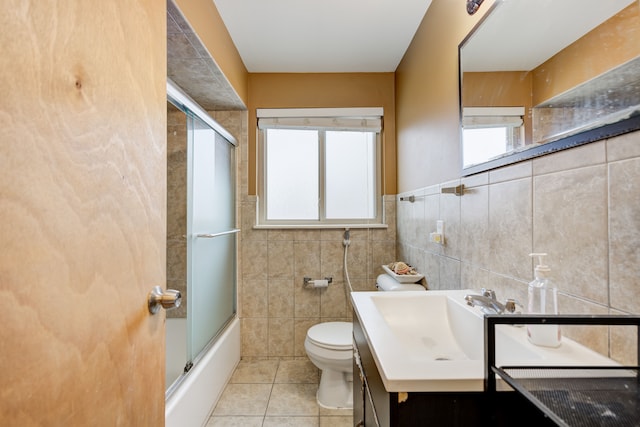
[167,79,238,376]
[186,117,238,365]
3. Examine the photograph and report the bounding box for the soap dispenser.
[527,253,561,347]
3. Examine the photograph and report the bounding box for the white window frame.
[462,106,525,167]
[256,107,385,229]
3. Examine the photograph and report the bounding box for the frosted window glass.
[462,127,508,167]
[266,129,319,220]
[325,131,375,219]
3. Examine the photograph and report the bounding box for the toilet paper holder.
[303,276,333,289]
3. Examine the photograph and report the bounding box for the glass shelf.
[494,366,640,427]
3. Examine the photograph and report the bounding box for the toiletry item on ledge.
[382,262,425,283]
[387,261,418,276]
[527,253,561,348]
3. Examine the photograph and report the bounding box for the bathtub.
[165,316,240,427]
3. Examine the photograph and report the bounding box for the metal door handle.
[195,228,240,238]
[148,286,182,314]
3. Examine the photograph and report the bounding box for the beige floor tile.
[266,383,320,416]
[208,357,355,427]
[230,359,279,384]
[319,415,353,427]
[263,416,319,427]
[275,359,319,384]
[206,416,264,427]
[213,383,273,416]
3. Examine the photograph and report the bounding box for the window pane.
[266,129,319,220]
[325,131,375,219]
[462,127,508,167]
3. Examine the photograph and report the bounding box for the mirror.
[459,0,640,175]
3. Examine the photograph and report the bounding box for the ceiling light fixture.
[466,0,484,15]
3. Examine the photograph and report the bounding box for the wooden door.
[0,1,167,425]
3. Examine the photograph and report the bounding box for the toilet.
[305,321,353,409]
[304,274,425,409]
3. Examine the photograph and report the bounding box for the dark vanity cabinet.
[352,314,485,426]
[353,314,391,427]
[352,312,552,427]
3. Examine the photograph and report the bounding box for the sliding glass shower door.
[187,116,237,362]
[166,80,238,394]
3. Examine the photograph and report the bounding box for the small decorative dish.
[382,265,424,283]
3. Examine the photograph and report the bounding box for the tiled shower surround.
[397,130,640,366]
[166,107,187,319]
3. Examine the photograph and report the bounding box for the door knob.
[148,286,182,314]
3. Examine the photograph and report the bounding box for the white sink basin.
[369,292,539,362]
[351,290,617,392]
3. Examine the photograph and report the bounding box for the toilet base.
[316,369,353,409]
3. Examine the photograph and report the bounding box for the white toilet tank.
[376,274,425,291]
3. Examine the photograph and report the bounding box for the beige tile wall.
[397,130,640,365]
[166,108,188,318]
[239,198,397,359]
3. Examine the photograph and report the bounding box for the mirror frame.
[459,1,640,176]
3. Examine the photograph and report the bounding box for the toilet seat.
[306,322,352,351]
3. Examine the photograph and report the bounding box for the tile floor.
[207,359,353,427]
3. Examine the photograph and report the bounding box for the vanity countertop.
[351,290,617,392]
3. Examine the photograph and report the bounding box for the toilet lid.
[307,322,352,350]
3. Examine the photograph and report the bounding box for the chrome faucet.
[464,288,521,315]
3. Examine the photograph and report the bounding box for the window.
[462,107,525,167]
[257,108,383,227]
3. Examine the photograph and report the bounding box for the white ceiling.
[213,0,434,73]
[461,0,635,72]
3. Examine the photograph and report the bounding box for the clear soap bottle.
[527,253,561,347]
